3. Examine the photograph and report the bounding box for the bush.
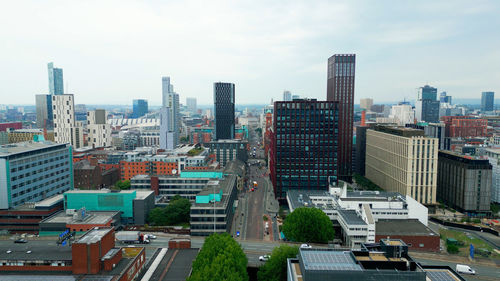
[258,245,299,281]
[115,180,131,190]
[447,244,459,254]
[282,207,334,243]
[188,233,248,281]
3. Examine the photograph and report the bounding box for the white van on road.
[455,264,475,275]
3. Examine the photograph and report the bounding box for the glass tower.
[48,62,64,95]
[214,82,235,140]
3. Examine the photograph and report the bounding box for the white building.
[52,94,83,148]
[389,104,415,126]
[87,109,112,148]
[160,107,174,150]
[162,76,180,148]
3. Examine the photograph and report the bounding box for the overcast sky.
[1,0,499,106]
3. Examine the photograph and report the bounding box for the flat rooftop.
[0,141,66,157]
[376,219,437,236]
[299,249,362,271]
[423,267,466,281]
[76,227,113,244]
[41,210,119,225]
[338,209,367,226]
[149,248,199,281]
[0,240,72,261]
[65,189,136,194]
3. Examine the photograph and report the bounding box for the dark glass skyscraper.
[327,54,355,181]
[48,62,64,95]
[270,99,339,201]
[416,85,439,123]
[481,91,494,112]
[214,82,235,140]
[132,99,148,118]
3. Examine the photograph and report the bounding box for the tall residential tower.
[48,62,64,95]
[161,76,180,148]
[214,82,235,140]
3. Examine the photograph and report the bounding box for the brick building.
[375,219,440,252]
[442,116,487,138]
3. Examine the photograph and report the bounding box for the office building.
[0,141,73,209]
[283,90,292,101]
[441,116,487,138]
[415,85,440,123]
[160,107,174,150]
[162,76,180,147]
[439,91,452,104]
[132,99,148,118]
[389,104,415,126]
[437,151,492,214]
[365,126,438,205]
[186,97,197,113]
[52,94,84,148]
[327,54,355,181]
[35,94,53,128]
[190,174,238,236]
[485,148,500,204]
[406,123,446,150]
[271,100,339,201]
[359,98,373,111]
[64,189,155,224]
[209,139,248,167]
[481,91,494,112]
[47,62,64,95]
[214,82,235,140]
[87,109,112,148]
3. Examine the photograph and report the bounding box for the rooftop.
[376,219,438,236]
[299,249,362,271]
[0,141,67,157]
[76,227,113,244]
[41,210,119,225]
[149,248,199,281]
[0,240,72,261]
[372,125,426,138]
[338,210,367,226]
[193,174,236,208]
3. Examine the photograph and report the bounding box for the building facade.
[214,82,235,140]
[209,139,248,167]
[365,126,438,205]
[327,54,355,181]
[87,109,112,148]
[415,85,439,123]
[35,94,53,129]
[48,62,64,95]
[52,94,83,148]
[485,148,500,204]
[442,116,487,138]
[132,99,148,118]
[162,76,180,148]
[437,151,492,214]
[283,90,292,101]
[390,104,415,126]
[359,98,373,111]
[0,142,73,209]
[481,91,494,112]
[271,100,339,201]
[186,97,197,113]
[160,107,174,150]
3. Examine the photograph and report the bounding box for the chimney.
[361,110,366,127]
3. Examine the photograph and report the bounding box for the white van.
[456,264,475,275]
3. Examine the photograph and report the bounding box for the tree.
[282,207,334,243]
[188,233,248,281]
[115,180,131,190]
[257,245,298,281]
[147,195,191,226]
[447,244,459,254]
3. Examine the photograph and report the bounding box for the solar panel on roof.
[426,270,459,281]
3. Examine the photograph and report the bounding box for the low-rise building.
[375,219,439,252]
[209,139,248,167]
[39,209,121,234]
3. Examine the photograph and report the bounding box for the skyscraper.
[87,109,112,148]
[52,94,83,148]
[439,91,452,104]
[270,99,339,201]
[35,94,53,129]
[161,76,180,148]
[283,91,292,101]
[48,62,64,95]
[132,99,148,118]
[415,85,440,123]
[186,97,197,113]
[160,107,174,150]
[327,54,355,181]
[481,91,494,112]
[214,82,235,140]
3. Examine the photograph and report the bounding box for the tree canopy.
[115,180,131,190]
[188,233,248,281]
[147,195,191,226]
[282,207,335,243]
[257,244,299,281]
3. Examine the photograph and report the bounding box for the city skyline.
[0,1,498,105]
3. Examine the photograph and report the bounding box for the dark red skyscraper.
[327,54,355,181]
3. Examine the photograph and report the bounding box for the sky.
[1,0,499,106]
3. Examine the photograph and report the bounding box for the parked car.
[300,243,312,249]
[14,239,27,243]
[259,255,270,261]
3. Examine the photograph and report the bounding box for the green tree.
[447,244,459,254]
[257,245,298,281]
[188,233,248,281]
[147,195,191,226]
[282,207,334,243]
[115,180,131,190]
[148,207,168,225]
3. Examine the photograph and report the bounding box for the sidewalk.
[264,176,279,214]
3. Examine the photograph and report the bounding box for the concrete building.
[359,98,373,111]
[485,148,500,203]
[390,104,415,126]
[366,126,438,205]
[406,123,446,150]
[209,139,248,167]
[39,209,122,234]
[160,106,174,150]
[48,62,64,95]
[132,99,148,118]
[64,189,155,224]
[481,91,494,112]
[287,241,464,281]
[186,97,197,113]
[327,54,355,181]
[190,174,238,236]
[52,94,84,148]
[283,90,292,101]
[162,76,180,148]
[437,151,492,214]
[0,141,73,209]
[375,219,439,252]
[439,91,452,104]
[87,109,112,148]
[35,94,53,129]
[7,129,54,143]
[415,85,439,123]
[214,82,235,140]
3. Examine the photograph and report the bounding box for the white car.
[147,234,157,239]
[300,243,312,249]
[259,255,270,261]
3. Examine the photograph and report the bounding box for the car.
[259,255,270,261]
[300,243,312,249]
[147,234,157,239]
[14,239,27,244]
